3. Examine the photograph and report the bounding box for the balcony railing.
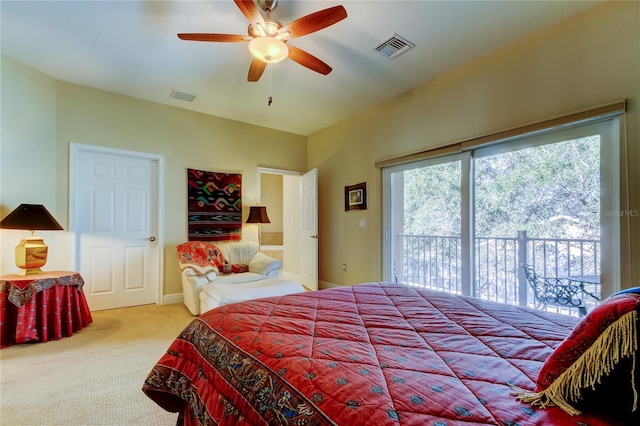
[397,231,600,316]
[400,234,462,295]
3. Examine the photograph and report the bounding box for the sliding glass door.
[384,155,468,294]
[382,118,620,310]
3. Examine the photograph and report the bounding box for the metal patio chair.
[522,264,599,317]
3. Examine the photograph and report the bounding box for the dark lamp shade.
[246,206,270,224]
[0,204,64,231]
[1,204,63,275]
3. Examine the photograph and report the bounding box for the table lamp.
[246,206,270,248]
[0,203,64,275]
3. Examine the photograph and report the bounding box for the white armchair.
[177,240,299,315]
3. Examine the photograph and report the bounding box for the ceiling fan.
[178,0,347,82]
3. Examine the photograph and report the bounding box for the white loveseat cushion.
[216,241,259,264]
[213,272,265,285]
[200,277,305,313]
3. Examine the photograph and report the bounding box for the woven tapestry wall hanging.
[187,168,242,242]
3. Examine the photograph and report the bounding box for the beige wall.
[260,173,284,235]
[0,56,67,271]
[0,56,307,296]
[308,2,640,288]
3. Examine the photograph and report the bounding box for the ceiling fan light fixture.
[177,1,347,82]
[248,36,288,63]
[253,24,267,37]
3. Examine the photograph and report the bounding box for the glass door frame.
[382,117,621,300]
[382,152,473,294]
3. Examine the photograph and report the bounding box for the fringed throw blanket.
[515,292,640,416]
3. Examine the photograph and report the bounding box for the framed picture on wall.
[345,182,367,211]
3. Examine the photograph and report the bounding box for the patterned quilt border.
[145,319,336,426]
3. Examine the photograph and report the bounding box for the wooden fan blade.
[234,0,265,27]
[280,5,347,39]
[178,33,249,42]
[287,45,332,75]
[248,58,267,82]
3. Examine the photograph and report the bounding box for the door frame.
[258,166,302,280]
[68,142,165,305]
[382,153,470,291]
[257,167,319,289]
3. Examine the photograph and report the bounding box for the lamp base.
[16,268,44,276]
[15,237,48,275]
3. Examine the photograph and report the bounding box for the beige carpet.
[0,303,195,425]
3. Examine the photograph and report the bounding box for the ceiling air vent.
[170,89,196,102]
[373,33,415,59]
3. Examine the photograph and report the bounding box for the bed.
[143,282,639,425]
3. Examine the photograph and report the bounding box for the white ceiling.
[1,0,603,136]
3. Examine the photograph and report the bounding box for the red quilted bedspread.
[143,282,623,425]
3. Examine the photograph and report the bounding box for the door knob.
[147,236,156,242]
[310,235,319,239]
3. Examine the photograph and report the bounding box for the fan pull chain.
[267,63,273,106]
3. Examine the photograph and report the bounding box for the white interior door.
[300,168,318,290]
[70,144,162,311]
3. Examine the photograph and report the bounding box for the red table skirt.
[1,284,93,348]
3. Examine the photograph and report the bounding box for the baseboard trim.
[163,293,183,305]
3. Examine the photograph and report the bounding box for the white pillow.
[249,252,282,275]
